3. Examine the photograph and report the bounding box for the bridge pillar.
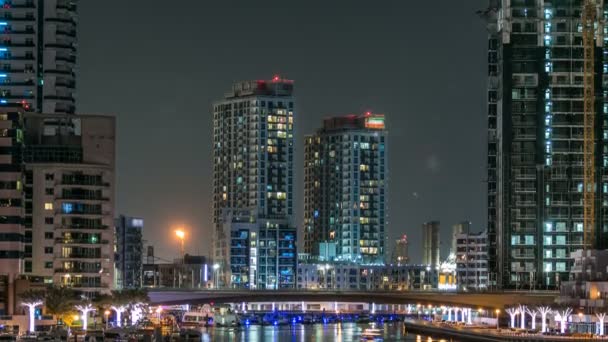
[461,308,466,323]
[467,308,472,325]
[447,307,452,321]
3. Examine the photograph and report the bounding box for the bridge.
[148,290,557,309]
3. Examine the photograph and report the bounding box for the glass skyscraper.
[485,0,608,289]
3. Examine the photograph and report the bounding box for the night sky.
[76,0,489,263]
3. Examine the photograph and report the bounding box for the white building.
[455,230,488,291]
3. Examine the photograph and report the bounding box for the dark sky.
[77,0,489,263]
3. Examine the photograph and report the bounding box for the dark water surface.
[203,322,457,341]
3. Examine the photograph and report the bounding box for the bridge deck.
[148,290,557,309]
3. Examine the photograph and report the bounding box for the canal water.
[204,322,457,341]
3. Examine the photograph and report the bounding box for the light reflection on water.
[203,322,455,342]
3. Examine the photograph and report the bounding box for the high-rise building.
[391,234,408,265]
[0,107,25,315]
[451,221,470,255]
[0,0,77,114]
[115,215,143,289]
[304,113,388,264]
[484,0,608,289]
[23,113,115,298]
[422,221,440,267]
[212,77,296,289]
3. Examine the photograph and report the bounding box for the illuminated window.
[44,202,53,210]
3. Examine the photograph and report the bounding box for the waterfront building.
[296,263,437,291]
[422,221,440,267]
[455,230,489,291]
[142,254,210,289]
[115,215,144,289]
[212,77,296,289]
[23,113,115,298]
[304,113,388,264]
[484,0,608,289]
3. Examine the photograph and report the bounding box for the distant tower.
[422,221,440,267]
[451,221,471,254]
[392,235,408,265]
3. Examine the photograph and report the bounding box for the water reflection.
[203,322,455,342]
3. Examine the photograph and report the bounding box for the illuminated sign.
[365,116,385,129]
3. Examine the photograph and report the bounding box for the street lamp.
[175,229,185,261]
[495,309,500,330]
[104,310,110,330]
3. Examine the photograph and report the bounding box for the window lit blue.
[0,100,6,104]
[314,210,319,218]
[62,203,73,214]
[0,23,7,26]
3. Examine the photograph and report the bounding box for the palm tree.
[19,289,45,333]
[44,286,77,325]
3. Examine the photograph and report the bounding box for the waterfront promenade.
[403,319,607,341]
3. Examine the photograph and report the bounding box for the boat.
[361,328,383,341]
[181,311,213,328]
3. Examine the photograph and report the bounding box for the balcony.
[55,238,109,245]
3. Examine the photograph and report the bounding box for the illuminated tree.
[597,313,606,336]
[518,305,527,329]
[20,290,45,333]
[525,307,538,330]
[75,303,95,331]
[555,308,572,334]
[506,307,519,328]
[537,306,552,333]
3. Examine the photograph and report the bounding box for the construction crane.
[582,0,596,252]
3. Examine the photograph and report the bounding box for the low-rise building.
[142,254,210,289]
[455,230,489,291]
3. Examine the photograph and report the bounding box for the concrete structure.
[0,0,77,114]
[455,230,489,291]
[212,77,296,289]
[296,263,437,291]
[115,215,143,289]
[451,221,470,254]
[304,113,388,264]
[23,113,115,298]
[422,221,440,267]
[142,254,210,289]
[391,234,408,265]
[147,289,557,309]
[483,0,608,290]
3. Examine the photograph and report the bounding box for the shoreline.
[403,320,602,342]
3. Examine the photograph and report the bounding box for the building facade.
[296,263,437,291]
[451,221,470,254]
[0,0,77,114]
[23,113,115,298]
[304,113,388,264]
[115,215,143,289]
[484,0,608,289]
[143,254,210,289]
[455,230,489,291]
[212,77,296,289]
[422,221,440,267]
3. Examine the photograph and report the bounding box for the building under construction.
[485,0,608,290]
